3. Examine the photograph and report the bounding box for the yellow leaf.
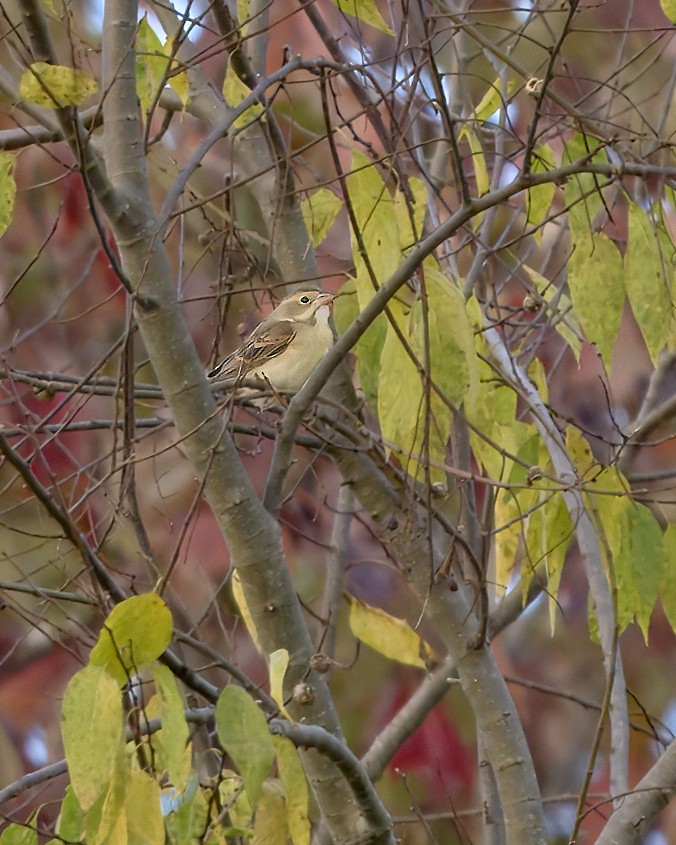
[301,188,342,247]
[253,781,288,845]
[346,594,438,668]
[126,771,164,845]
[232,570,262,652]
[567,228,624,364]
[329,0,393,34]
[624,202,674,366]
[273,737,310,845]
[660,1,676,23]
[90,593,173,685]
[0,153,16,238]
[269,649,291,719]
[20,62,97,108]
[222,63,264,127]
[61,665,124,811]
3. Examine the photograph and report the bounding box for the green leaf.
[624,202,674,365]
[328,0,393,34]
[346,593,438,668]
[0,153,16,238]
[0,825,38,845]
[215,686,275,807]
[222,63,264,128]
[19,62,97,108]
[61,664,124,811]
[152,663,191,792]
[126,770,164,845]
[90,593,173,685]
[567,228,624,363]
[273,736,310,845]
[301,188,342,247]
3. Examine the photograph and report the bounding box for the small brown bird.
[207,289,335,393]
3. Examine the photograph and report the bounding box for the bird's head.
[271,290,335,324]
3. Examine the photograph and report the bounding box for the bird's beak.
[316,292,335,307]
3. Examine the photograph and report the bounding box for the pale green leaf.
[0,153,16,238]
[329,0,393,34]
[273,736,310,845]
[567,228,624,363]
[347,153,402,405]
[269,649,291,719]
[301,188,342,247]
[61,664,124,811]
[415,264,477,406]
[526,264,582,360]
[620,503,664,640]
[19,62,97,108]
[165,36,189,106]
[90,593,173,685]
[660,1,676,23]
[127,770,164,845]
[466,344,533,480]
[347,593,437,667]
[85,763,129,845]
[136,17,167,113]
[215,686,275,807]
[525,492,572,632]
[660,525,676,631]
[56,785,84,840]
[494,489,526,596]
[152,663,191,792]
[223,63,264,127]
[624,202,674,365]
[164,777,210,842]
[527,144,557,232]
[348,152,400,281]
[565,426,596,480]
[219,770,253,828]
[253,781,288,845]
[0,825,38,845]
[470,76,519,124]
[563,134,612,229]
[464,126,489,196]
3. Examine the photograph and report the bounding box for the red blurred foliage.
[385,680,475,804]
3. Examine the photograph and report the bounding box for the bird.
[207,289,335,394]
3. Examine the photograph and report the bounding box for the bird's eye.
[299,295,311,304]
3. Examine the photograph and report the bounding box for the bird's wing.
[208,320,297,380]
